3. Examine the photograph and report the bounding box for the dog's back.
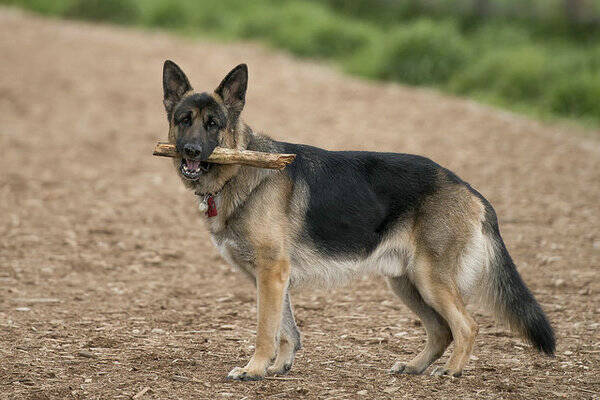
[272,138,555,375]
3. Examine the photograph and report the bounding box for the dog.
[161,60,555,381]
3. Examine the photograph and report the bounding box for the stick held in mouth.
[152,142,296,170]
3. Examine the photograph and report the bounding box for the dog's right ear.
[215,64,248,121]
[163,60,192,120]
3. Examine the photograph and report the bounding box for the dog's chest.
[210,232,255,274]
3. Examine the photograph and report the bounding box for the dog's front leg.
[227,257,290,381]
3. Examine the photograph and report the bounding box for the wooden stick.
[153,142,295,170]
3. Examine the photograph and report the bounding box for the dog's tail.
[482,207,556,356]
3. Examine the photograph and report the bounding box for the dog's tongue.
[186,159,201,170]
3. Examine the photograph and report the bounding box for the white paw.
[226,366,264,381]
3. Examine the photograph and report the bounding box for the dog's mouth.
[180,158,212,180]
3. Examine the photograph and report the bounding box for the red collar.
[205,194,217,218]
[196,191,219,218]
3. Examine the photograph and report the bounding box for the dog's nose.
[183,143,202,159]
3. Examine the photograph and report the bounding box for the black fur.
[215,63,247,123]
[269,139,556,355]
[496,244,556,355]
[483,201,556,355]
[174,93,224,161]
[175,93,225,124]
[274,141,439,257]
[163,60,192,121]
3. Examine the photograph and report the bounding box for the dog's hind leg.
[388,275,452,375]
[267,291,301,375]
[412,259,479,378]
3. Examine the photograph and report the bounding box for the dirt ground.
[1,8,599,400]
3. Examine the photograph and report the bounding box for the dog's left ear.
[215,64,248,120]
[163,60,192,120]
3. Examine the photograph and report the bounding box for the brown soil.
[1,9,599,400]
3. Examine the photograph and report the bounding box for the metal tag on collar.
[198,194,210,213]
[197,193,218,217]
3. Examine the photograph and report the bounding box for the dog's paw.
[226,366,264,381]
[267,362,292,376]
[389,362,424,375]
[431,366,462,378]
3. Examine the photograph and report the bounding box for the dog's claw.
[390,362,406,374]
[267,362,292,376]
[390,362,423,375]
[431,367,462,378]
[226,366,264,381]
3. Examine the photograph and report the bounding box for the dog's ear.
[215,64,248,120]
[163,60,192,120]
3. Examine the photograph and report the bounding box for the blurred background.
[2,0,600,128]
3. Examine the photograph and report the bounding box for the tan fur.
[228,258,290,379]
[164,66,517,380]
[388,276,452,375]
[205,150,491,378]
[399,177,486,377]
[210,170,295,380]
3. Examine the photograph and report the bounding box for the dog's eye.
[206,117,217,129]
[178,114,192,127]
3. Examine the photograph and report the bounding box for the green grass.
[2,0,600,127]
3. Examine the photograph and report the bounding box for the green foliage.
[145,1,189,28]
[375,20,470,85]
[0,0,71,15]
[469,22,533,50]
[3,0,600,125]
[549,74,600,119]
[64,0,140,24]
[318,0,600,40]
[235,2,376,58]
[451,47,551,101]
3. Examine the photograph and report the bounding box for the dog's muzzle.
[180,158,211,180]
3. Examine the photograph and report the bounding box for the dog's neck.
[205,123,278,233]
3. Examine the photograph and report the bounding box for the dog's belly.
[288,230,414,289]
[211,227,415,289]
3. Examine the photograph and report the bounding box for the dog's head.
[162,61,247,187]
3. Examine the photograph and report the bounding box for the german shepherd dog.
[161,61,555,380]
